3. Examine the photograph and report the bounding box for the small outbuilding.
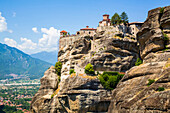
[76,26,97,36]
[60,30,68,37]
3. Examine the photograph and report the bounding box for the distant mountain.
[0,43,52,80]
[31,51,57,64]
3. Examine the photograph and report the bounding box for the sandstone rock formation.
[30,66,59,113]
[108,6,170,113]
[137,6,170,59]
[31,72,112,113]
[31,26,138,113]
[58,29,138,81]
[31,6,170,113]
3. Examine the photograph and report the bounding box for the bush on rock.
[99,71,124,90]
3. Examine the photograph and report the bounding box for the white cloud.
[0,12,13,33]
[32,27,38,33]
[38,27,60,49]
[0,12,7,32]
[3,27,60,54]
[18,37,37,50]
[8,30,13,33]
[12,12,16,17]
[4,38,17,47]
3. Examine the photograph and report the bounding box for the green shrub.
[160,7,164,13]
[85,63,95,75]
[55,61,62,76]
[58,76,61,83]
[69,69,75,75]
[135,58,143,66]
[99,71,124,90]
[92,52,96,57]
[51,94,54,98]
[97,71,100,75]
[163,32,169,46]
[99,48,103,51]
[147,79,155,86]
[156,87,165,92]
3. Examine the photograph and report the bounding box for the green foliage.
[97,71,100,75]
[163,32,169,46]
[120,12,129,24]
[99,71,124,90]
[85,63,95,75]
[111,13,121,25]
[55,61,62,76]
[63,32,67,36]
[69,69,76,75]
[99,48,103,51]
[162,48,168,52]
[0,105,23,113]
[135,58,143,66]
[58,76,61,83]
[92,52,96,57]
[160,7,165,13]
[156,87,165,91]
[51,94,54,98]
[147,79,155,86]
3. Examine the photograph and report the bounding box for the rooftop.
[60,30,67,33]
[129,22,144,25]
[80,26,97,30]
[103,14,109,16]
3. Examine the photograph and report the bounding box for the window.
[89,32,91,34]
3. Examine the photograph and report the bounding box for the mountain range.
[0,43,52,80]
[31,51,57,64]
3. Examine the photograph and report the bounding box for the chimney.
[86,26,89,28]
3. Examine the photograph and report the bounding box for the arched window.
[77,32,80,35]
[89,32,91,34]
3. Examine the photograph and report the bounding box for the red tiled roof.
[80,26,97,30]
[129,22,144,25]
[60,30,67,33]
[80,28,97,30]
[103,14,109,16]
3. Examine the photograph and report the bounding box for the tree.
[111,13,121,25]
[85,63,95,75]
[120,12,129,24]
[55,61,62,76]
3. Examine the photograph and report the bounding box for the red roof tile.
[60,30,67,33]
[80,26,97,30]
[103,14,109,16]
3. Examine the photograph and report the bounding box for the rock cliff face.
[31,24,138,112]
[30,69,111,113]
[31,6,169,113]
[58,30,138,80]
[108,6,170,113]
[30,66,59,113]
[31,30,138,112]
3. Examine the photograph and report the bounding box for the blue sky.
[0,0,169,54]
